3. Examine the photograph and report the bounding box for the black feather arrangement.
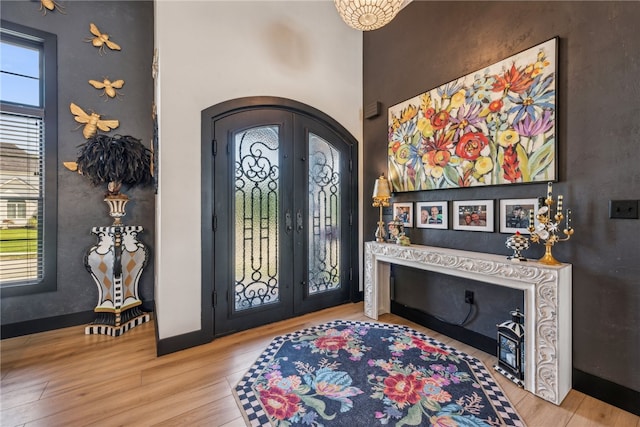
[76,134,152,194]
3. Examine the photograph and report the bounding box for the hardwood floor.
[1,302,638,427]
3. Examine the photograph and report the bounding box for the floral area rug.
[234,320,524,427]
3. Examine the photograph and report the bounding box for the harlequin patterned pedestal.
[84,225,149,336]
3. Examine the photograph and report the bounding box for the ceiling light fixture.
[334,0,404,31]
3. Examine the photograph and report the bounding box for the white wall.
[154,1,363,339]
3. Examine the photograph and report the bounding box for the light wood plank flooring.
[1,302,638,427]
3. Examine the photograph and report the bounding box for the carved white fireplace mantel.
[364,242,572,405]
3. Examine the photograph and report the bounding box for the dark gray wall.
[363,1,639,392]
[1,1,155,324]
[392,267,524,338]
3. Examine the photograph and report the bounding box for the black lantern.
[495,309,525,387]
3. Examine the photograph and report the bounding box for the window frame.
[0,20,57,297]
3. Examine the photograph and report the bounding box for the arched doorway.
[201,97,359,337]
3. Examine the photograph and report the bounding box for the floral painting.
[388,38,557,192]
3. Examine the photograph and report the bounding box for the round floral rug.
[234,320,523,426]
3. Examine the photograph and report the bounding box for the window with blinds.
[1,21,57,296]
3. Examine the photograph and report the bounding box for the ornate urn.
[505,231,530,262]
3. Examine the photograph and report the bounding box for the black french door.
[209,106,355,336]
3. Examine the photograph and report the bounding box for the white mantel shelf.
[364,241,572,405]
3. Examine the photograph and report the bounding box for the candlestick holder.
[528,182,574,265]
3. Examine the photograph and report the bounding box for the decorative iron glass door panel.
[212,108,353,336]
[307,133,341,295]
[293,116,351,314]
[213,110,294,336]
[234,125,280,311]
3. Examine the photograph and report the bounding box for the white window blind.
[1,20,57,296]
[0,112,44,285]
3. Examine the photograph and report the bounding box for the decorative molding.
[364,242,572,405]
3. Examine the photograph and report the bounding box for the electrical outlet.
[464,290,474,305]
[609,200,639,219]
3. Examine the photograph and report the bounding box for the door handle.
[296,210,303,232]
[285,210,292,232]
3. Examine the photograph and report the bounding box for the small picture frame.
[392,202,413,228]
[416,201,448,229]
[499,198,538,234]
[453,200,494,232]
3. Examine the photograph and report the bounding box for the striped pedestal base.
[85,313,150,337]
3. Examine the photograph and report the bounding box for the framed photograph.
[499,198,538,234]
[416,201,448,229]
[453,200,494,232]
[387,37,557,192]
[392,202,413,227]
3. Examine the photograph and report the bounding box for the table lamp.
[372,174,391,242]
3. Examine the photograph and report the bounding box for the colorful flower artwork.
[388,38,557,192]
